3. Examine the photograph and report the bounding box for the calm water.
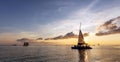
[0,46,120,62]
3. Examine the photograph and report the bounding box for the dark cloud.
[96,27,120,36]
[36,38,43,40]
[45,38,53,40]
[52,35,63,40]
[63,32,78,38]
[16,38,31,42]
[45,35,63,40]
[44,32,77,40]
[45,32,89,40]
[83,32,89,37]
[96,16,120,36]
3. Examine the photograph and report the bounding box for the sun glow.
[85,33,120,45]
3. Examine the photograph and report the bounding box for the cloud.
[81,0,99,14]
[63,32,89,38]
[96,16,120,36]
[83,32,89,37]
[44,32,77,40]
[34,0,101,38]
[16,38,32,42]
[32,0,120,38]
[2,0,118,39]
[45,38,53,40]
[45,32,89,40]
[52,35,63,40]
[45,35,63,40]
[63,32,78,38]
[36,38,43,40]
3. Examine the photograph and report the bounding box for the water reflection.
[78,50,88,62]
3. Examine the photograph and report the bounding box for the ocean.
[0,45,120,62]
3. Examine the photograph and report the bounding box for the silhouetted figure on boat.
[71,23,92,49]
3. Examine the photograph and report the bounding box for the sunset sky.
[0,0,120,45]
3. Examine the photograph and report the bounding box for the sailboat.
[71,23,92,49]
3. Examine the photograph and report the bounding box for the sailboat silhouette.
[71,23,92,49]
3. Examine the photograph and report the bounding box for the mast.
[78,23,85,44]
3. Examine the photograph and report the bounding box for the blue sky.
[0,0,120,41]
[0,0,92,32]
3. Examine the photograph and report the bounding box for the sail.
[78,23,85,44]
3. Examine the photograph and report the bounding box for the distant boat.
[71,23,92,49]
[23,42,29,46]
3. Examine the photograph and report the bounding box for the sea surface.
[0,45,120,62]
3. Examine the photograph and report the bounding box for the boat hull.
[71,45,92,49]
